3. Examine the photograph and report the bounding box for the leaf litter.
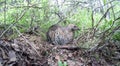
[0,34,120,66]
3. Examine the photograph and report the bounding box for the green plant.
[112,30,120,41]
[58,60,67,66]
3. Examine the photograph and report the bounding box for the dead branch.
[57,45,86,50]
[58,46,80,50]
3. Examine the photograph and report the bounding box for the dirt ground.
[0,34,119,66]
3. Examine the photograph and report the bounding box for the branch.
[108,26,120,40]
[11,5,42,9]
[110,1,115,20]
[91,11,94,28]
[4,0,7,25]
[88,17,120,52]
[100,16,120,37]
[0,8,28,38]
[93,0,115,11]
[91,10,96,37]
[95,6,114,28]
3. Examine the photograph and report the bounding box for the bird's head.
[67,24,80,31]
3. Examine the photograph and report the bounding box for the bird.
[46,24,79,45]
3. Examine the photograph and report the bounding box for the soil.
[0,34,119,66]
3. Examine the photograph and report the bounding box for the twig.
[115,10,120,15]
[93,0,115,12]
[109,0,115,20]
[95,6,114,28]
[91,11,94,28]
[88,43,99,52]
[58,46,81,50]
[0,8,28,38]
[88,17,120,52]
[91,10,96,37]
[55,11,66,24]
[4,0,6,25]
[97,42,109,51]
[100,16,120,38]
[90,6,114,39]
[0,1,5,4]
[12,5,42,9]
[108,26,120,40]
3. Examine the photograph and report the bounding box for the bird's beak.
[75,27,80,30]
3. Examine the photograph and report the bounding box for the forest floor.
[0,33,120,66]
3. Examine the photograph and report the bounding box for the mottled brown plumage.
[46,24,79,45]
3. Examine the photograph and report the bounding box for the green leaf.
[58,60,63,66]
[63,62,67,66]
[108,19,113,25]
[103,0,106,4]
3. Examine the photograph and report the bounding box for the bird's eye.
[74,26,77,28]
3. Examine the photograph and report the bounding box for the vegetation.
[0,0,120,39]
[58,60,67,66]
[0,0,120,66]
